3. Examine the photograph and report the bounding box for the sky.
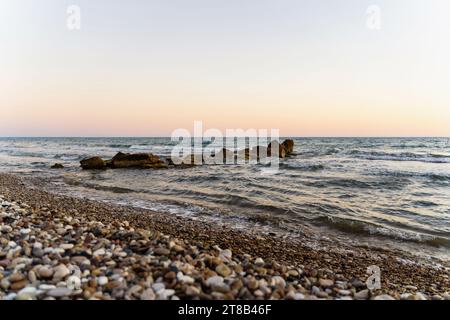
[1,0,449,137]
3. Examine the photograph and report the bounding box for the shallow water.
[0,137,449,259]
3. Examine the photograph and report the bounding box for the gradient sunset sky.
[1,0,449,137]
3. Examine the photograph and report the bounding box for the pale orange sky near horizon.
[1,0,450,137]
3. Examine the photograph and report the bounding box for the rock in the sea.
[281,139,294,155]
[110,152,167,169]
[51,163,64,169]
[267,141,286,158]
[80,157,106,170]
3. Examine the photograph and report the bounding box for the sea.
[0,137,449,260]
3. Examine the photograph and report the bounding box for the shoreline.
[0,172,449,300]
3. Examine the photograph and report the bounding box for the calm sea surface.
[1,137,449,259]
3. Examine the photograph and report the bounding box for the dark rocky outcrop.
[79,139,294,169]
[51,163,64,169]
[110,152,167,169]
[267,139,294,158]
[281,139,294,155]
[80,157,106,170]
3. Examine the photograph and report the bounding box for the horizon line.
[0,136,449,139]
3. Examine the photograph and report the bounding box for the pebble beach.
[0,173,449,300]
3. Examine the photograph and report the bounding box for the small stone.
[28,271,37,283]
[254,258,264,266]
[373,294,395,300]
[9,273,25,282]
[177,273,194,284]
[32,247,44,257]
[158,289,175,300]
[33,242,43,250]
[405,285,418,291]
[39,284,56,291]
[311,286,321,296]
[287,269,299,277]
[98,276,108,286]
[16,293,33,300]
[52,264,70,282]
[0,259,11,267]
[247,278,259,290]
[59,244,74,250]
[318,278,334,288]
[219,249,232,261]
[400,293,411,300]
[254,289,265,298]
[37,266,53,279]
[93,248,106,256]
[18,287,38,298]
[67,276,81,290]
[152,283,165,293]
[47,287,73,298]
[411,292,427,300]
[294,293,305,300]
[206,276,224,287]
[140,288,156,300]
[154,247,170,256]
[354,289,369,300]
[164,271,176,280]
[270,276,286,288]
[10,280,28,291]
[20,228,31,235]
[185,286,200,296]
[173,245,185,253]
[216,264,231,277]
[350,278,365,289]
[338,289,351,296]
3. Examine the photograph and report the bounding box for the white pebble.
[98,276,109,286]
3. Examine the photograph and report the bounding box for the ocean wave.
[62,178,135,194]
[108,144,132,148]
[53,154,83,161]
[279,163,325,171]
[315,216,450,249]
[376,171,450,185]
[347,150,450,163]
[413,200,438,207]
[129,145,153,150]
[303,177,411,190]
